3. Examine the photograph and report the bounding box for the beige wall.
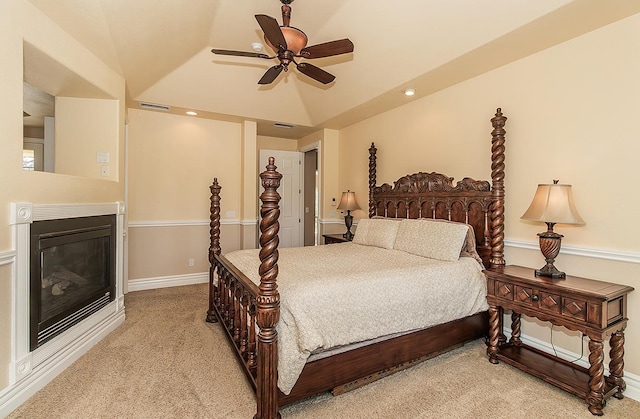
[128,224,240,280]
[127,109,242,221]
[242,122,259,248]
[257,135,298,152]
[0,0,125,392]
[339,14,640,375]
[127,124,311,282]
[55,97,119,180]
[127,109,243,280]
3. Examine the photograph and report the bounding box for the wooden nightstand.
[485,265,634,416]
[322,233,351,244]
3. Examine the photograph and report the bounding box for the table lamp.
[337,190,360,240]
[521,180,585,278]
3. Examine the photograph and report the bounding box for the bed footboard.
[207,178,260,386]
[207,159,283,419]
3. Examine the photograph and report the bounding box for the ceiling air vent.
[139,102,170,112]
[273,122,294,129]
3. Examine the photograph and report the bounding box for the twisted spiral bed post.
[209,178,222,258]
[206,178,222,323]
[368,143,377,218]
[255,157,283,419]
[489,108,507,267]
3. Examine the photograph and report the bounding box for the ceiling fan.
[211,0,354,85]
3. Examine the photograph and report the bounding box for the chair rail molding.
[505,238,640,264]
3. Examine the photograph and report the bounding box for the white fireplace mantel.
[2,202,126,415]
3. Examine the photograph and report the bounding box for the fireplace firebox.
[30,215,116,350]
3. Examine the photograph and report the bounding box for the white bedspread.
[224,242,488,394]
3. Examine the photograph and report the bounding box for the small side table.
[485,265,633,416]
[322,233,351,244]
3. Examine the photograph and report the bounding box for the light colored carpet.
[7,284,640,418]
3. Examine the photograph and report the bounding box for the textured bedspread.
[224,242,488,394]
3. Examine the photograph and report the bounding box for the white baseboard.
[0,307,125,418]
[128,272,208,292]
[503,328,640,402]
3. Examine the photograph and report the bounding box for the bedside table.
[322,233,351,244]
[485,265,634,416]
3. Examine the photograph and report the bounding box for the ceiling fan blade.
[211,49,270,59]
[258,65,284,85]
[296,62,335,84]
[298,39,354,59]
[255,14,287,50]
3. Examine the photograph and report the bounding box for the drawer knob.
[532,294,539,302]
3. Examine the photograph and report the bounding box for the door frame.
[298,141,322,245]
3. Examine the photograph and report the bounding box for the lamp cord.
[550,324,585,363]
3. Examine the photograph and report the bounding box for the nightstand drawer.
[561,297,587,321]
[514,285,534,305]
[495,281,514,300]
[537,291,561,314]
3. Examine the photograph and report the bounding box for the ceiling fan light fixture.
[252,42,264,52]
[211,1,352,86]
[264,26,308,54]
[403,88,416,97]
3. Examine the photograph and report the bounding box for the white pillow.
[352,218,400,249]
[393,218,469,261]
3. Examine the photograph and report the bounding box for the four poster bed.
[207,108,508,419]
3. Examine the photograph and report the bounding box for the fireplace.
[9,202,125,408]
[29,215,116,350]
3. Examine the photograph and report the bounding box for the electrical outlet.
[188,258,194,267]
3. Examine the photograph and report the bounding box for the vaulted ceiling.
[27,0,640,138]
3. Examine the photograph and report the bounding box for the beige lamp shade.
[337,190,360,211]
[521,182,585,225]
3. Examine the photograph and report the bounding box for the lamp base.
[343,211,354,240]
[535,264,566,279]
[535,226,565,279]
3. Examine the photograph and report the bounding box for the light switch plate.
[97,152,110,163]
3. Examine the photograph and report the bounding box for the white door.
[259,150,303,248]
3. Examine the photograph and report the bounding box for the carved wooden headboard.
[368,108,507,269]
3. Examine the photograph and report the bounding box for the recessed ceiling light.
[186,111,198,116]
[403,88,416,97]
